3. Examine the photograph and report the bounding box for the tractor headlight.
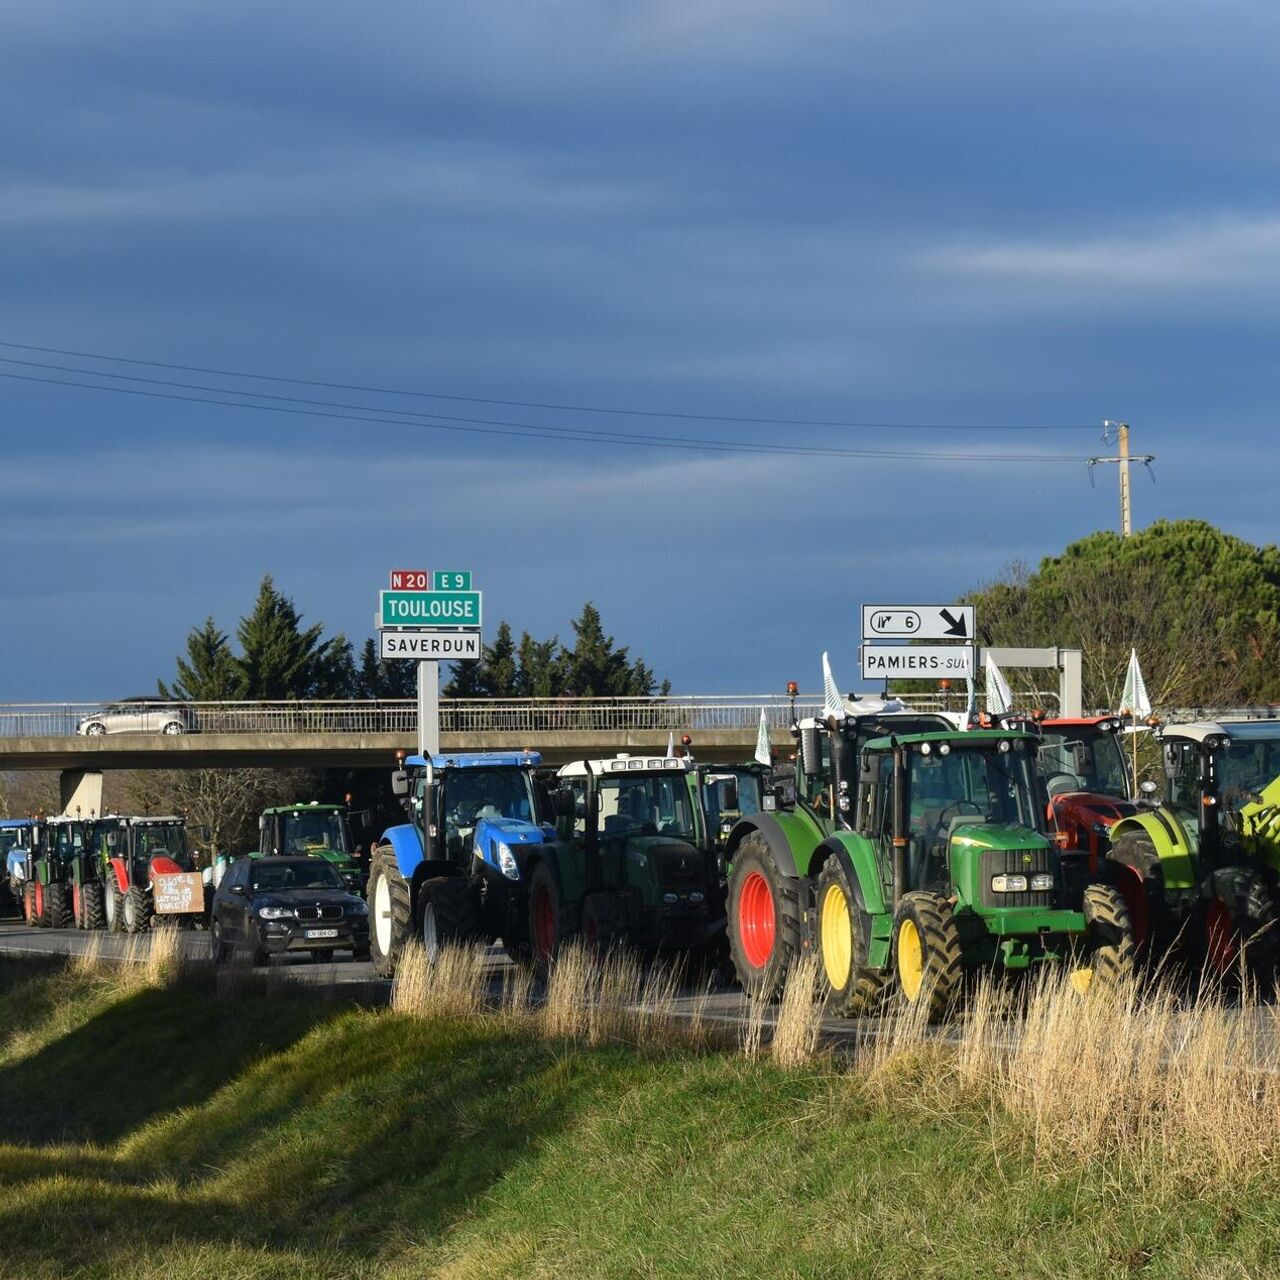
[257,905,294,919]
[689,891,705,904]
[663,892,678,905]
[1030,874,1055,891]
[496,841,520,880]
[991,874,1028,893]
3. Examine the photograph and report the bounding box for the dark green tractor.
[254,804,364,894]
[27,818,94,929]
[726,725,1135,1020]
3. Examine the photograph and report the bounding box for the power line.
[0,370,1092,464]
[0,338,1100,432]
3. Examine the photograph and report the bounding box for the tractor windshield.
[281,810,350,856]
[1217,733,1280,812]
[0,829,26,857]
[50,823,90,857]
[907,741,1044,843]
[702,770,762,830]
[1038,728,1130,799]
[441,768,538,856]
[597,774,698,842]
[135,824,189,864]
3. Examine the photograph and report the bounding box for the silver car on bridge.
[76,699,195,736]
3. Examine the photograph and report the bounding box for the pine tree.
[516,631,562,697]
[159,617,245,701]
[486,622,519,697]
[561,602,655,696]
[235,575,330,699]
[356,638,417,698]
[442,656,488,698]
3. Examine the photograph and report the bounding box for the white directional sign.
[861,644,975,681]
[380,630,482,661]
[861,604,974,641]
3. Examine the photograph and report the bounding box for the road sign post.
[417,660,439,758]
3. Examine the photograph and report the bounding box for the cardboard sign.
[152,872,203,915]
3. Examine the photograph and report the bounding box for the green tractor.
[696,762,770,866]
[253,803,364,894]
[1106,719,1280,984]
[531,754,722,963]
[24,817,88,929]
[725,715,1135,1020]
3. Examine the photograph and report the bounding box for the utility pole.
[1089,421,1155,537]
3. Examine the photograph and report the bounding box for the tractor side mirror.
[800,726,822,779]
[1162,745,1180,779]
[390,770,410,797]
[552,787,576,817]
[720,780,739,811]
[858,751,876,783]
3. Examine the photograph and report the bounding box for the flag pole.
[1132,707,1138,798]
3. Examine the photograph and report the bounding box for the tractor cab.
[2,819,37,907]
[696,762,769,857]
[1038,716,1138,866]
[21,817,90,927]
[257,804,362,893]
[552,754,719,954]
[95,816,193,933]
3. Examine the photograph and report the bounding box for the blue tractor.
[367,750,567,977]
[2,819,37,916]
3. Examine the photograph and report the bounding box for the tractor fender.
[380,822,425,883]
[109,858,129,894]
[810,834,889,917]
[1108,808,1195,891]
[724,810,826,880]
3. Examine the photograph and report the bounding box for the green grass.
[1,957,1279,1279]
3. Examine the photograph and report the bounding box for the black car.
[210,856,370,965]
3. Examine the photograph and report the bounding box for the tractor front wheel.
[1069,884,1137,994]
[1106,832,1165,962]
[892,892,963,1022]
[105,880,124,933]
[816,858,885,1017]
[122,886,152,934]
[80,882,106,931]
[45,882,70,931]
[368,846,412,979]
[419,877,482,962]
[727,834,801,1001]
[1197,867,1278,991]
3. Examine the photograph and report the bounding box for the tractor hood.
[1049,792,1137,829]
[1238,773,1280,868]
[948,823,1051,853]
[622,834,711,898]
[472,816,554,881]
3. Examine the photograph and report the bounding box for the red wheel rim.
[23,888,33,924]
[533,886,557,959]
[584,912,598,949]
[1205,899,1237,974]
[738,870,776,970]
[1116,865,1150,957]
[73,885,82,924]
[34,881,44,920]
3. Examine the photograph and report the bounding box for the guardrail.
[0,694,992,739]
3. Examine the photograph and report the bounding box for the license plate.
[305,928,339,939]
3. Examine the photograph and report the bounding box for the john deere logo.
[1022,853,1034,864]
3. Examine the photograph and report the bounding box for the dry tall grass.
[392,940,490,1019]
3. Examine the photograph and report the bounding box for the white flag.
[1120,648,1151,718]
[822,651,845,721]
[957,677,977,731]
[985,654,1014,717]
[754,707,771,765]
[665,731,675,756]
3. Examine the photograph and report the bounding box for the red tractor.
[1038,717,1142,870]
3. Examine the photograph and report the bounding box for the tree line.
[159,576,667,702]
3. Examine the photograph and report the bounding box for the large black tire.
[122,885,152,934]
[45,882,71,931]
[419,876,483,961]
[210,916,230,964]
[528,860,575,971]
[815,857,886,1017]
[582,892,631,956]
[1197,866,1278,991]
[106,880,125,933]
[726,833,803,1001]
[368,846,413,979]
[1069,884,1137,994]
[1106,831,1169,962]
[80,882,106,932]
[892,891,963,1022]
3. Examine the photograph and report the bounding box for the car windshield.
[1217,733,1280,810]
[135,824,188,862]
[252,861,343,891]
[1038,728,1130,798]
[598,774,698,841]
[907,740,1043,837]
[281,810,349,855]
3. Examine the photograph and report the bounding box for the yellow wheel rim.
[1069,967,1094,994]
[898,918,924,1001]
[820,882,853,991]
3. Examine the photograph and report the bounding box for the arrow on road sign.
[939,607,969,638]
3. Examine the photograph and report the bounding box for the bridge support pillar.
[59,769,104,818]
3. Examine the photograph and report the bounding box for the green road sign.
[433,570,471,591]
[380,590,482,628]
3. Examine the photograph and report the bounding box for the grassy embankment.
[2,934,1280,1279]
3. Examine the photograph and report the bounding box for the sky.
[2,0,1279,700]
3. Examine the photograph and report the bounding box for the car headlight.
[347,899,369,915]
[1030,873,1055,891]
[257,905,294,919]
[991,874,1028,893]
[496,841,520,880]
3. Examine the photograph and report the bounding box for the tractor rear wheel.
[528,861,574,971]
[892,892,963,1022]
[816,858,885,1017]
[80,882,106,931]
[1197,866,1278,991]
[582,892,631,956]
[368,846,412,979]
[22,881,36,926]
[419,877,482,961]
[33,880,48,927]
[45,882,70,931]
[1069,884,1137,994]
[727,834,802,1002]
[122,886,152,934]
[1106,832,1166,961]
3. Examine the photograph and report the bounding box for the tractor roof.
[262,803,342,815]
[0,818,33,828]
[863,729,1037,752]
[1160,720,1280,744]
[1042,716,1119,728]
[558,755,693,778]
[405,750,542,770]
